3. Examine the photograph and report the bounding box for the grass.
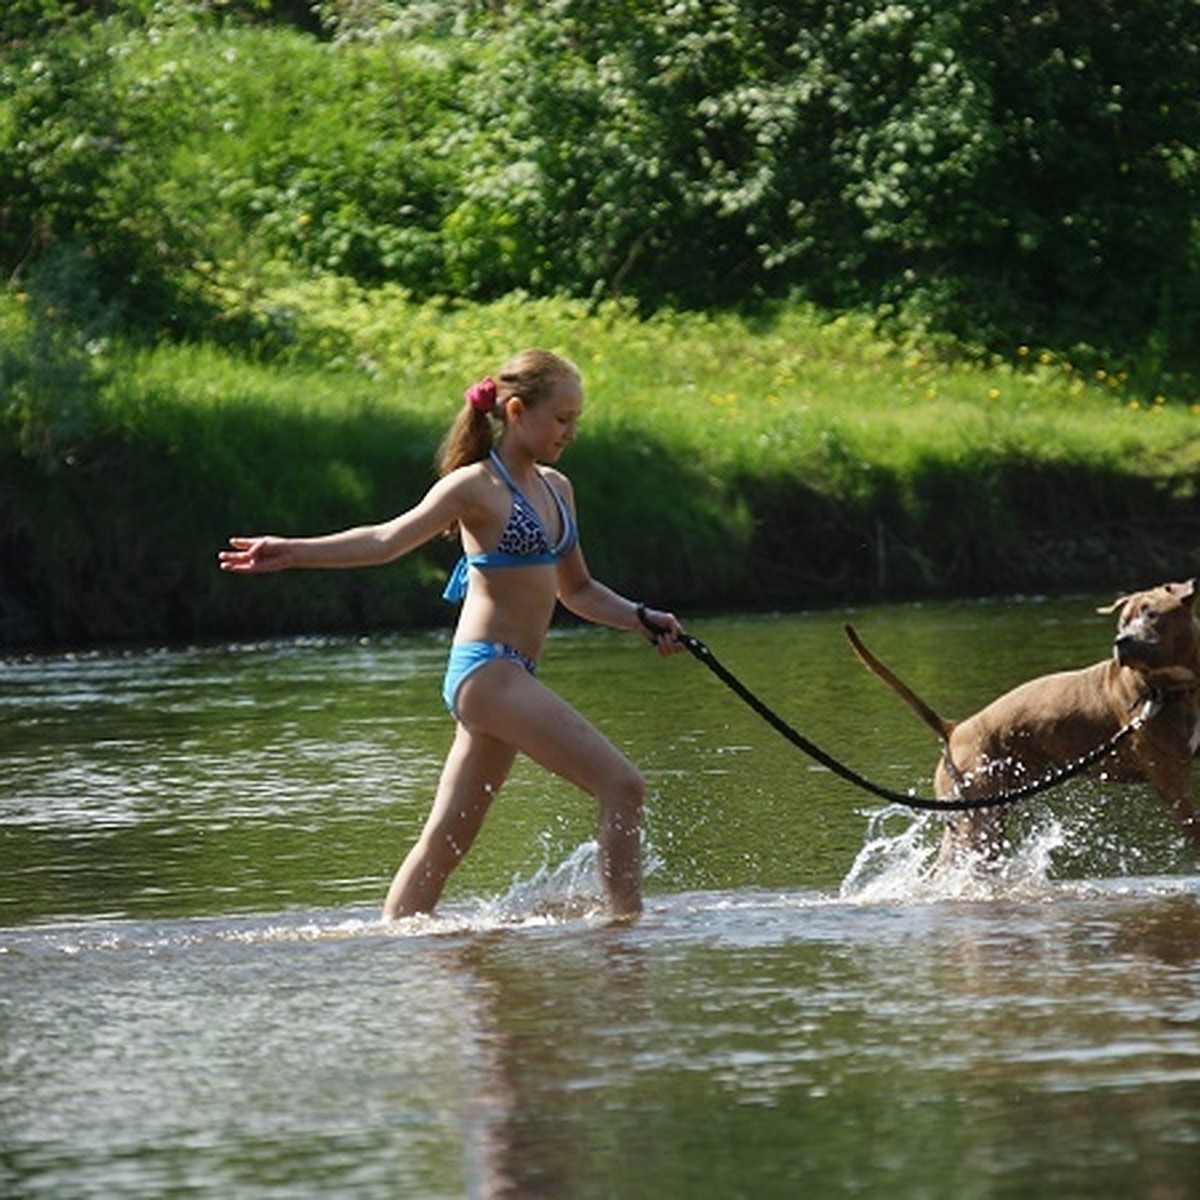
[197,277,1200,464]
[3,286,1199,648]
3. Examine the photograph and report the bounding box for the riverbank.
[3,293,1199,650]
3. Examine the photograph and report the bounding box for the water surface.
[3,600,1199,1197]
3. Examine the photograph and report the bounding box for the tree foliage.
[2,0,1199,367]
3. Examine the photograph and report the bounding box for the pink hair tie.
[465,376,497,414]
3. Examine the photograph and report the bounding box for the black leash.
[636,607,1156,813]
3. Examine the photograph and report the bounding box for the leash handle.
[637,602,697,650]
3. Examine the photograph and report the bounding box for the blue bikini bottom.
[443,640,538,718]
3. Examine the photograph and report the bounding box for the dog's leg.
[1142,762,1200,853]
[934,809,1007,870]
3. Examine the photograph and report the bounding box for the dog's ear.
[1096,593,1131,616]
[1170,579,1197,607]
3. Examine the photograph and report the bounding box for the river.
[3,597,1199,1197]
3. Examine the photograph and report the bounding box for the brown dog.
[846,580,1200,864]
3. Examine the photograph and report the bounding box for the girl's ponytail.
[436,377,497,476]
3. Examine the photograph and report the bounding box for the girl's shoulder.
[437,458,511,518]
[442,459,496,490]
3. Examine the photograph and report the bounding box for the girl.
[218,349,684,921]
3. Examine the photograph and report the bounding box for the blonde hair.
[436,349,581,477]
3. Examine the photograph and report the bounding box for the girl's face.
[511,377,583,462]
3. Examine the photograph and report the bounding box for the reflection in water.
[452,929,656,1199]
[2,881,1199,1199]
[3,604,1200,1197]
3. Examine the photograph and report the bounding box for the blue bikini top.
[443,450,578,602]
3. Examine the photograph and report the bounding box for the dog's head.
[1098,579,1199,676]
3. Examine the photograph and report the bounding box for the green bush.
[452,0,1200,365]
[0,2,468,334]
[0,241,115,465]
[2,0,1199,369]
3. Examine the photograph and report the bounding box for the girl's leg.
[382,722,517,919]
[456,664,646,919]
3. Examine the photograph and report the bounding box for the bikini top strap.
[488,449,572,538]
[488,449,520,495]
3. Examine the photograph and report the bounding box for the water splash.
[839,804,1067,904]
[477,840,603,923]
[478,837,666,926]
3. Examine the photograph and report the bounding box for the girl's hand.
[637,604,688,656]
[218,536,293,574]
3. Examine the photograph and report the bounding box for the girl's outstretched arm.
[218,472,472,574]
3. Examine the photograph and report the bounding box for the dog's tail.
[844,624,954,742]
